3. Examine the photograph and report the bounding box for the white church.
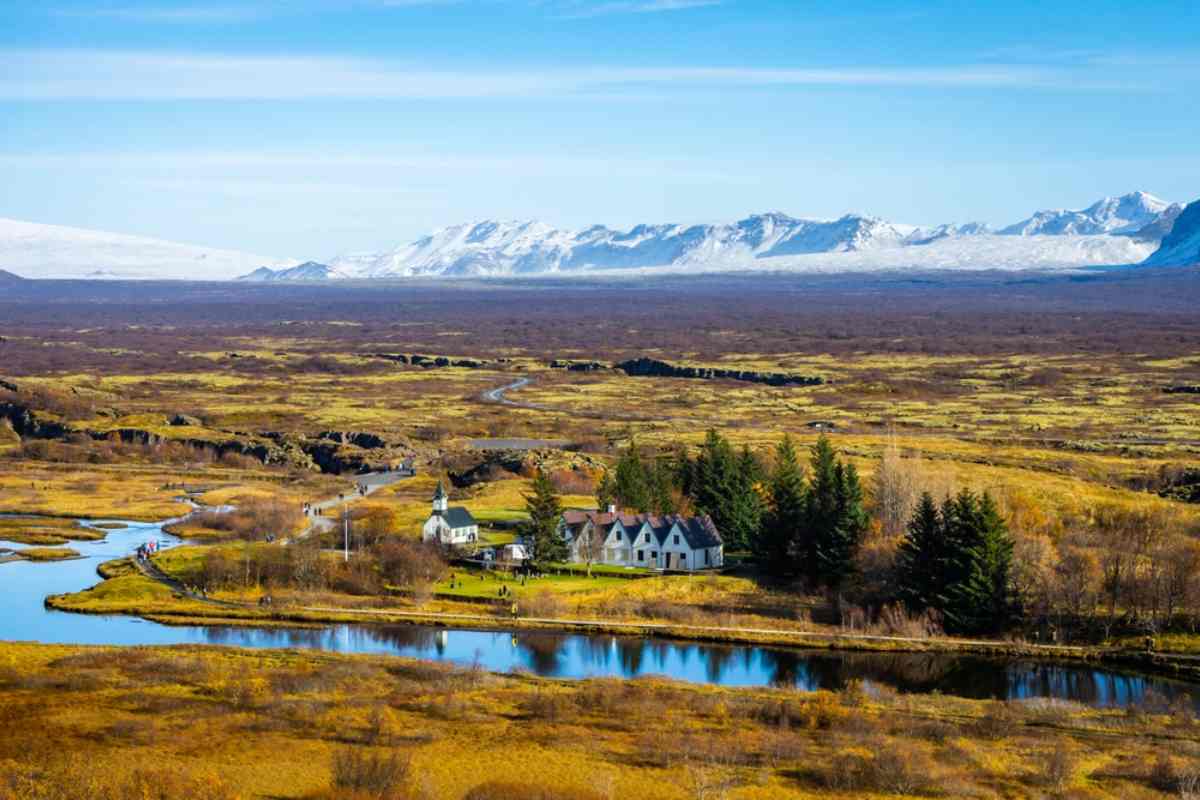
[421,481,479,546]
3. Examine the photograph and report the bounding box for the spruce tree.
[758,435,806,570]
[521,469,567,566]
[595,469,617,512]
[647,456,678,516]
[941,491,1016,634]
[614,441,651,512]
[817,461,868,591]
[895,492,944,610]
[801,434,839,580]
[691,430,738,545]
[802,435,868,590]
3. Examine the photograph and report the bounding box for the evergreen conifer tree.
[595,469,617,512]
[614,441,651,512]
[758,435,806,570]
[520,469,567,566]
[941,491,1016,634]
[895,492,945,610]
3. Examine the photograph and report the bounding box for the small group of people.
[135,540,160,562]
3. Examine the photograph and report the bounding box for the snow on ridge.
[1000,191,1177,237]
[0,217,295,280]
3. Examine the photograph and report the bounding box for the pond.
[2,516,1198,709]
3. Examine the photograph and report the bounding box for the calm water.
[2,517,1199,709]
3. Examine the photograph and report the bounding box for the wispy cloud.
[0,49,1163,101]
[47,0,718,23]
[557,0,721,18]
[51,5,265,23]
[0,150,748,182]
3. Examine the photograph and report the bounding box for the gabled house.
[421,481,479,546]
[558,509,723,571]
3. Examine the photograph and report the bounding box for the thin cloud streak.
[0,50,1160,100]
[558,0,722,18]
[0,150,751,182]
[51,5,265,23]
[47,0,720,22]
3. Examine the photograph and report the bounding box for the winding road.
[481,377,539,409]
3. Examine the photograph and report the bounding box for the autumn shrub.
[376,539,445,593]
[636,598,701,624]
[0,760,237,800]
[462,782,606,800]
[330,748,412,798]
[1042,743,1080,794]
[519,590,566,618]
[974,701,1022,739]
[521,689,575,722]
[821,738,937,796]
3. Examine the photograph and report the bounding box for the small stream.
[3,516,1200,708]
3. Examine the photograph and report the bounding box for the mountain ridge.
[0,191,1186,282]
[1144,200,1200,267]
[253,191,1177,280]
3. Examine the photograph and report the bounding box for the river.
[2,517,1198,709]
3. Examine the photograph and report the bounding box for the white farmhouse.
[421,481,479,546]
[558,509,723,571]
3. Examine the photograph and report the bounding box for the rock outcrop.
[369,353,491,369]
[615,357,824,387]
[549,360,607,372]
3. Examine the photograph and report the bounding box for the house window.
[705,550,710,565]
[637,550,644,561]
[673,534,680,545]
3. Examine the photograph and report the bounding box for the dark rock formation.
[1164,385,1200,395]
[369,353,489,369]
[169,413,202,426]
[549,360,607,372]
[318,431,388,450]
[0,379,18,393]
[0,402,70,439]
[615,357,824,387]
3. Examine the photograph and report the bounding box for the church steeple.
[432,480,449,514]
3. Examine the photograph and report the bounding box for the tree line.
[593,431,1018,635]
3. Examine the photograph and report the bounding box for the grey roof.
[675,516,723,549]
[561,511,721,550]
[433,481,447,501]
[434,507,476,529]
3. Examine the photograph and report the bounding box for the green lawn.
[435,567,635,600]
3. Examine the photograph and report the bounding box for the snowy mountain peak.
[240,261,340,281]
[1001,191,1177,236]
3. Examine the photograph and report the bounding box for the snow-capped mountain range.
[247,191,1187,280]
[0,191,1193,281]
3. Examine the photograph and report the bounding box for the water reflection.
[3,516,1200,709]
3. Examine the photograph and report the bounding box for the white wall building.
[558,510,723,571]
[421,481,479,546]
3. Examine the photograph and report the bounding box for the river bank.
[7,511,1200,700]
[5,638,1197,800]
[46,555,1200,689]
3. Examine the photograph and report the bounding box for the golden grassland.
[0,517,104,546]
[0,641,1197,800]
[9,546,80,562]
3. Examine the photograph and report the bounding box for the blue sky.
[1,0,1198,257]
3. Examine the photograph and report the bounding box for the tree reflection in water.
[192,623,1200,709]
